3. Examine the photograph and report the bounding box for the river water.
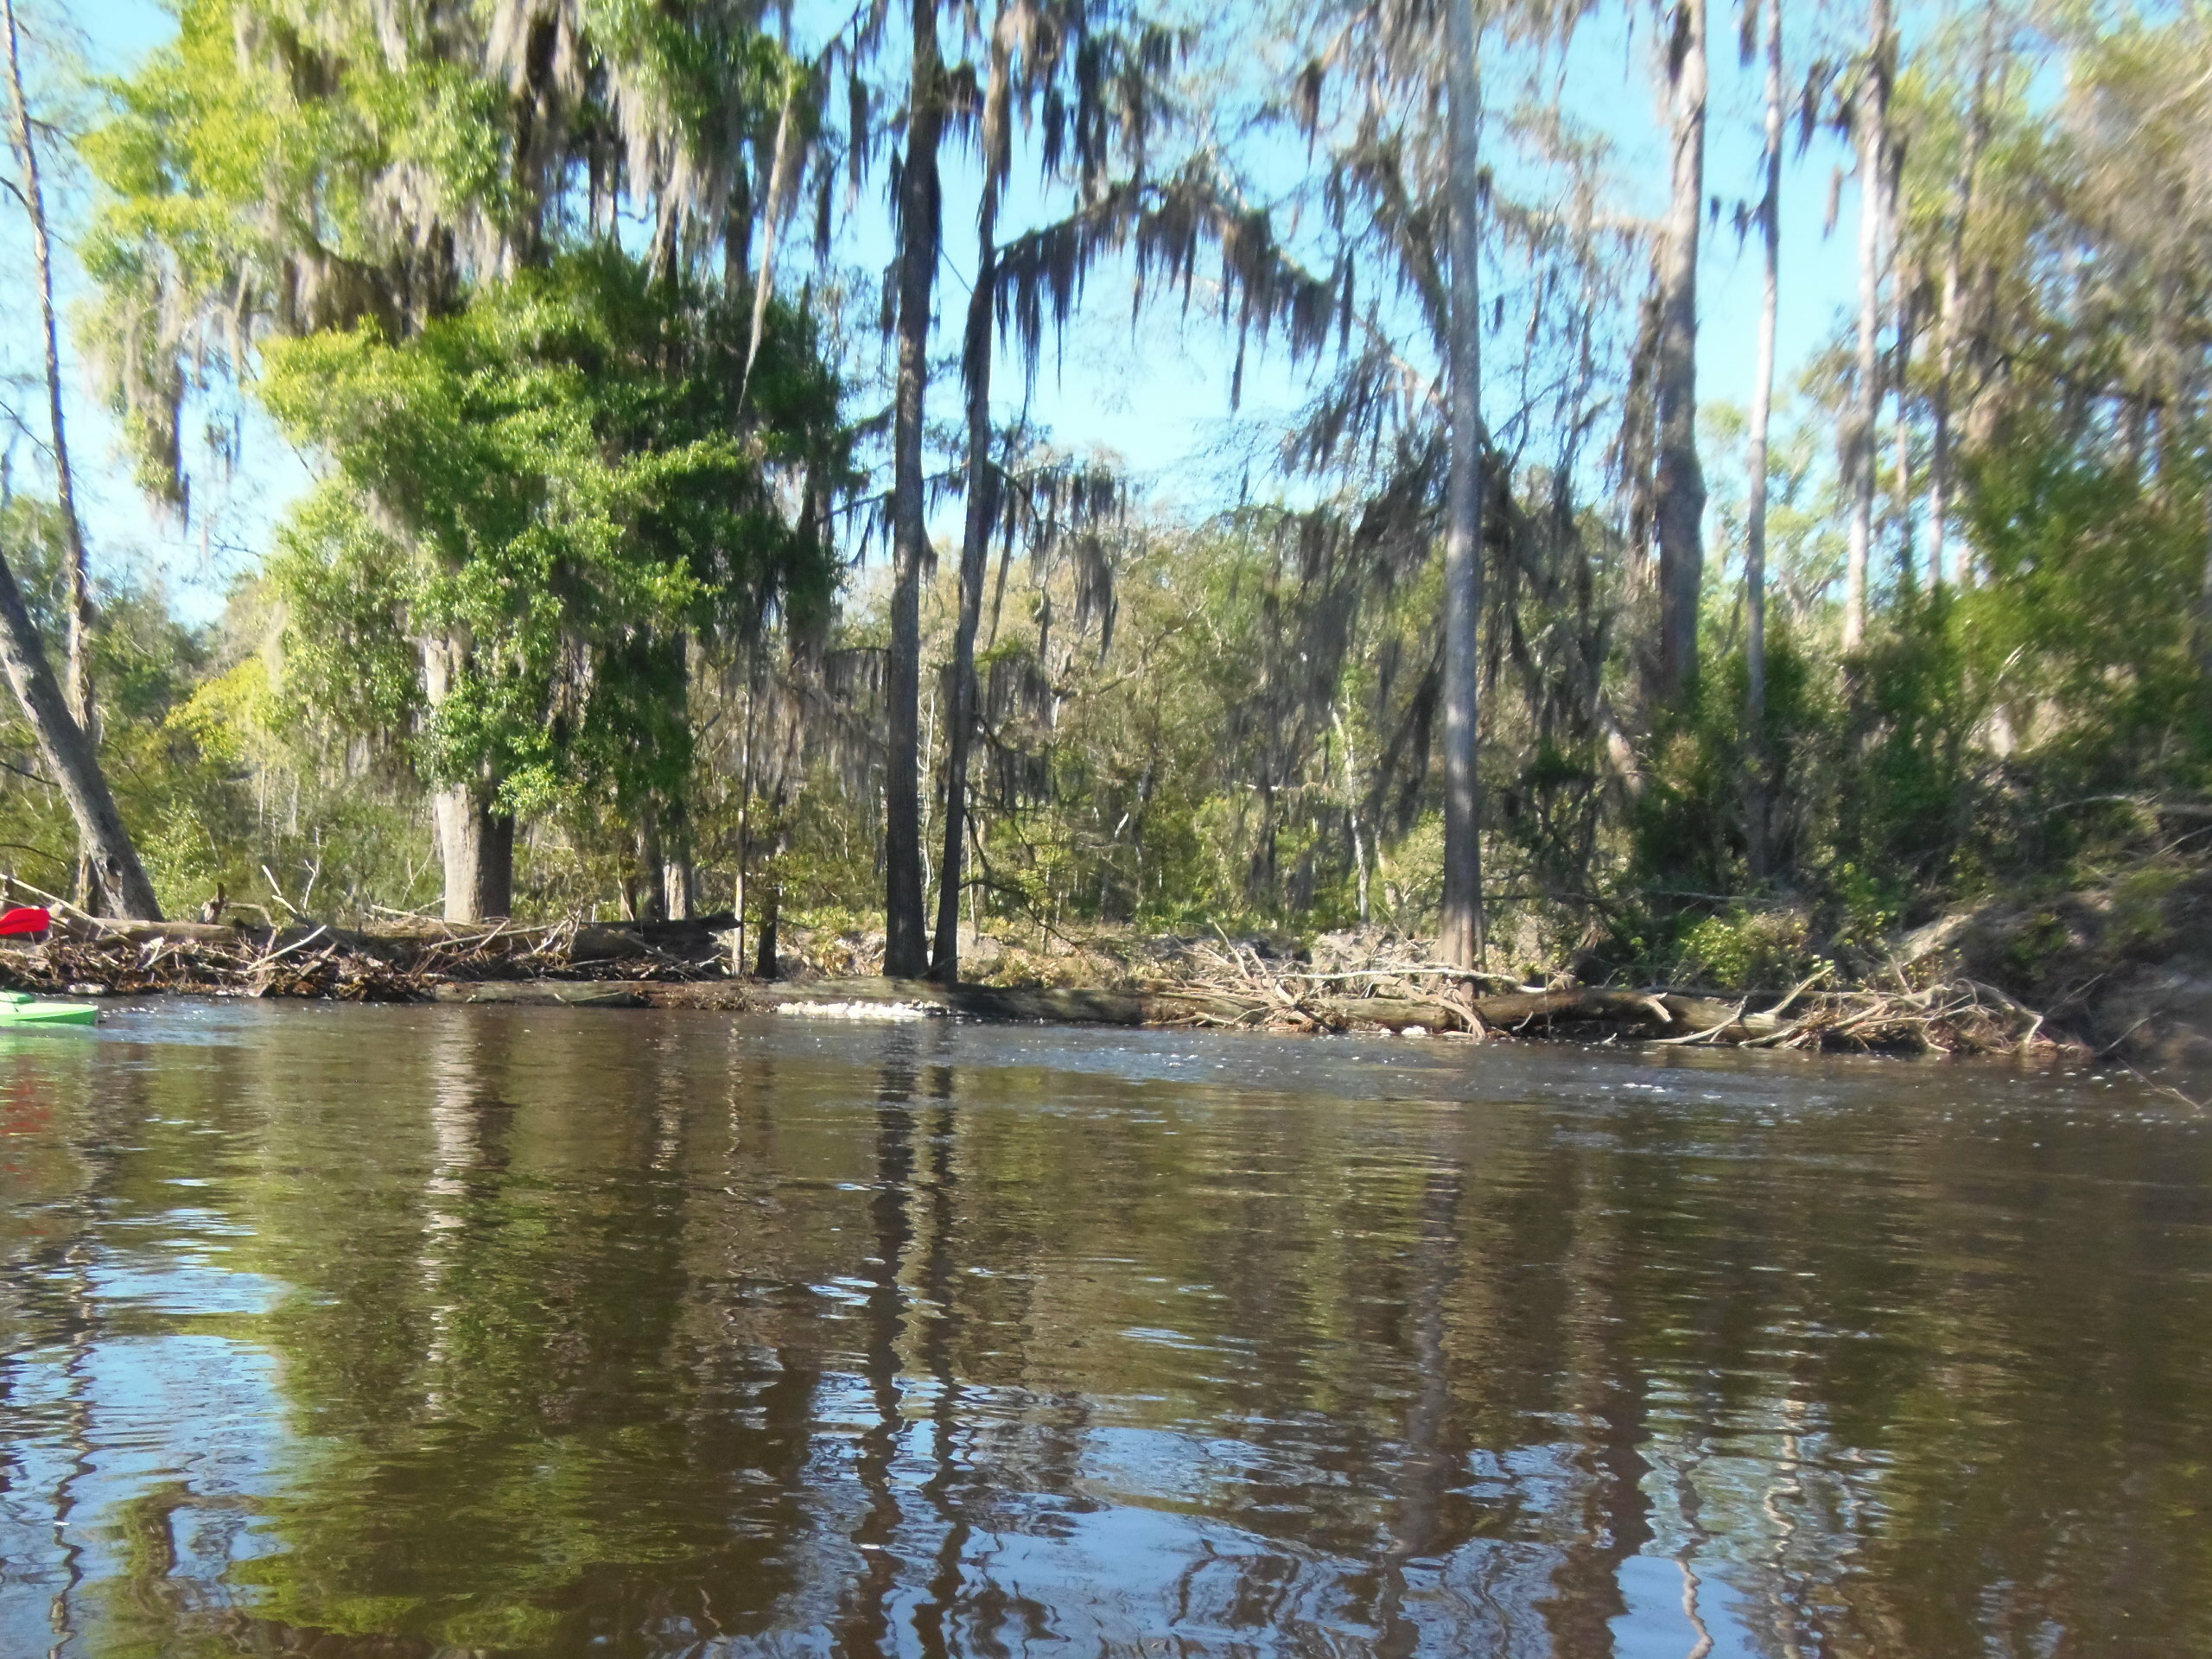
[1,1001,2206,1657]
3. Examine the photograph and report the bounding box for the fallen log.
[429,982,647,1007]
[1294,988,1693,1035]
[73,918,261,948]
[667,977,1165,1025]
[1475,988,1674,1029]
[418,976,1166,1022]
[623,979,1704,1036]
[616,979,1769,1036]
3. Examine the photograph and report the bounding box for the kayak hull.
[0,999,99,1026]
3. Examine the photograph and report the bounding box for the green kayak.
[0,991,99,1026]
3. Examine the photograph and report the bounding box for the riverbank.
[0,907,2098,1058]
[432,972,2060,1053]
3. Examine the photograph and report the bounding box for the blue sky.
[29,0,1872,623]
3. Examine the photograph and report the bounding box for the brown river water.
[1,1001,2207,1657]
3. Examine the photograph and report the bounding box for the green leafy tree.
[261,251,847,914]
[84,0,838,918]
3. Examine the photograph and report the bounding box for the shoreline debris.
[0,913,2076,1057]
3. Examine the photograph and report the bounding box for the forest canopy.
[0,0,2208,990]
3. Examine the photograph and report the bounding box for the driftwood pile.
[0,905,2064,1055]
[1116,932,2060,1053]
[0,913,732,1001]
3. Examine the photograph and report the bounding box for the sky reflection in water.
[2,1001,2208,1656]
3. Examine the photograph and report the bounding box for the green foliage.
[264,248,847,820]
[78,0,813,513]
[1618,602,1985,976]
[2107,862,2184,955]
[1962,428,2212,790]
[1674,906,1819,992]
[935,520,1407,936]
[79,1,519,505]
[582,0,800,145]
[1835,590,1980,897]
[31,0,2212,958]
[0,503,226,906]
[1631,626,1828,897]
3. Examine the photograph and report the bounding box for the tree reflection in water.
[1,1003,2209,1657]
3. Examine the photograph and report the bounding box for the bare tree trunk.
[632,806,667,924]
[3,0,86,722]
[1930,1,1995,592]
[1353,811,1371,923]
[433,786,514,922]
[1651,0,1709,706]
[755,813,786,978]
[927,300,991,982]
[734,660,758,965]
[659,642,695,920]
[1930,262,1962,588]
[1438,0,1486,969]
[1745,0,1783,882]
[0,548,162,918]
[739,68,801,397]
[662,840,695,920]
[1844,0,1892,652]
[884,0,943,979]
[422,632,512,921]
[930,9,1013,988]
[1334,706,1373,924]
[755,874,782,976]
[5,0,102,908]
[1892,264,1916,589]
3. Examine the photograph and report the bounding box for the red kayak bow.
[0,906,53,938]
